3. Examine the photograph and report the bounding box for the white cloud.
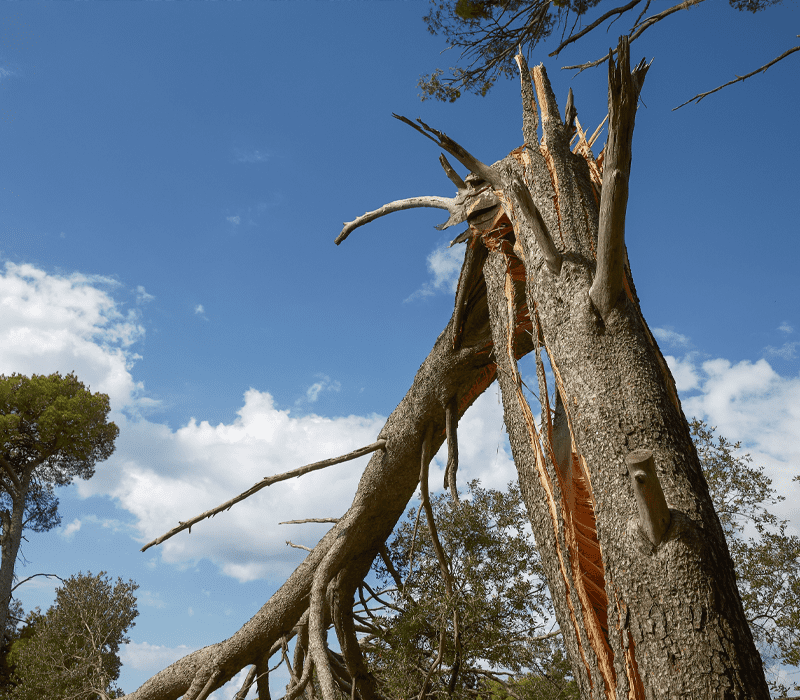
[779,322,794,334]
[405,244,464,302]
[664,354,701,393]
[188,607,194,617]
[194,304,205,315]
[653,327,691,348]
[226,215,241,225]
[304,375,341,403]
[120,641,195,673]
[0,262,146,411]
[668,354,800,526]
[59,518,82,540]
[0,67,13,81]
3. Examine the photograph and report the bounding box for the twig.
[674,41,800,110]
[141,439,386,552]
[11,572,65,593]
[286,541,312,552]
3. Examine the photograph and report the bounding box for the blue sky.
[1,2,798,696]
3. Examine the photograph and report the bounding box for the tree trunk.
[479,40,769,699]
[0,477,29,639]
[125,35,770,700]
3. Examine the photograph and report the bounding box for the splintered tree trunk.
[476,42,769,699]
[126,35,769,700]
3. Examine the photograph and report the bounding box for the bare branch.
[336,196,457,245]
[11,572,65,593]
[550,0,643,58]
[439,153,466,190]
[392,114,499,188]
[286,541,312,553]
[562,0,703,73]
[141,439,386,552]
[674,41,800,109]
[280,518,339,525]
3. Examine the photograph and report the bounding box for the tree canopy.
[3,571,139,700]
[419,0,796,102]
[0,372,119,642]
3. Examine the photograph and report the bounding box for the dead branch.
[439,153,466,190]
[392,114,500,188]
[674,40,800,110]
[280,518,339,525]
[286,541,312,552]
[141,440,386,552]
[589,37,649,321]
[336,196,457,245]
[550,0,643,58]
[562,0,703,73]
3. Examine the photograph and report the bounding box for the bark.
[480,37,768,699]
[0,470,31,639]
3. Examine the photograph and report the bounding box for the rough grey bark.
[479,37,769,700]
[0,478,28,639]
[126,34,770,700]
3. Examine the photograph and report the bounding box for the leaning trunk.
[480,41,768,699]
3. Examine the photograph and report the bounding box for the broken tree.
[125,36,770,700]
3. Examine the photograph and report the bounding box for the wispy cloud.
[0,67,13,82]
[136,285,155,304]
[405,244,464,302]
[138,590,167,609]
[226,215,241,225]
[765,341,800,360]
[779,321,794,334]
[304,375,342,403]
[653,327,691,348]
[232,148,270,164]
[120,641,195,672]
[194,304,206,317]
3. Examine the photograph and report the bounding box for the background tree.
[419,0,798,104]
[2,571,138,700]
[365,481,575,699]
[0,372,119,639]
[690,419,800,697]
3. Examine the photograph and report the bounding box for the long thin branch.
[336,197,456,245]
[141,440,386,552]
[550,0,643,58]
[562,0,703,72]
[674,40,800,110]
[11,572,64,593]
[280,518,339,525]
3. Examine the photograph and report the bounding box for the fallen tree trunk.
[125,244,533,700]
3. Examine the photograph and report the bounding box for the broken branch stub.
[588,36,648,322]
[625,449,671,547]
